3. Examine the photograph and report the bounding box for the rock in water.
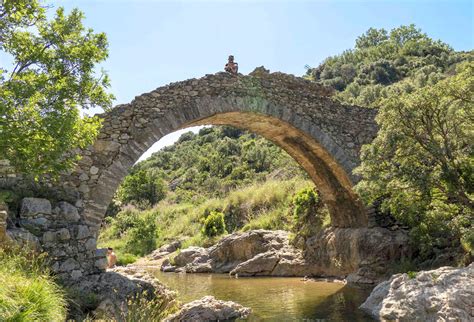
[165,296,251,321]
[360,263,474,321]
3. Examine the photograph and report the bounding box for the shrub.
[0,247,67,321]
[117,253,138,266]
[291,187,329,247]
[202,211,226,237]
[123,212,158,256]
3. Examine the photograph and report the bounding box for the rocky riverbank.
[161,228,409,284]
[361,263,474,321]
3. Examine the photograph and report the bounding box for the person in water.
[225,55,238,74]
[107,247,117,268]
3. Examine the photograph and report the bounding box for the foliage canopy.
[0,1,113,177]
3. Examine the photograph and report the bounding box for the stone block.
[70,269,83,280]
[42,231,56,243]
[85,238,97,251]
[20,198,52,218]
[76,225,91,239]
[60,258,79,272]
[57,201,80,222]
[7,228,42,252]
[95,257,108,270]
[57,228,71,241]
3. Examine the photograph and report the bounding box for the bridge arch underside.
[84,107,369,230]
[188,112,367,228]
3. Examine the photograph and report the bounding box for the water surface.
[153,270,374,321]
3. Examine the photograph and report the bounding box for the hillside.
[306,24,472,107]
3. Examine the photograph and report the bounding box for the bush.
[0,247,67,321]
[117,253,138,266]
[202,211,226,237]
[291,187,329,247]
[123,212,158,256]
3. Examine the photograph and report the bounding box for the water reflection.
[152,270,374,321]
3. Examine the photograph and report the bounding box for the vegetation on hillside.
[307,25,473,262]
[99,178,320,263]
[0,0,112,177]
[113,126,306,208]
[306,24,472,108]
[355,62,474,259]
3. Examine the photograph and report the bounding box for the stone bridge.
[2,68,383,281]
[64,68,378,233]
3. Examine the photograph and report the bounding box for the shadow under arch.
[186,111,367,228]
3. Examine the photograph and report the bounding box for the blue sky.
[53,0,473,159]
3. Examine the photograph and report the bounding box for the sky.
[48,0,474,159]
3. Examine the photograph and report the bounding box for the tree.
[0,1,113,177]
[117,169,167,208]
[355,62,474,257]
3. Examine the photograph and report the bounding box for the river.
[153,270,374,321]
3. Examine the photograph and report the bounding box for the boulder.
[20,198,51,218]
[305,227,410,284]
[173,246,210,267]
[70,265,177,321]
[149,240,182,260]
[360,263,474,321]
[165,296,251,322]
[162,228,410,284]
[230,252,280,276]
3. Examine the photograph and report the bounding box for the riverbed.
[152,270,374,321]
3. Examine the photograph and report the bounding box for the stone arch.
[64,70,378,232]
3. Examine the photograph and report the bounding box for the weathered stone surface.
[70,265,176,321]
[360,263,474,321]
[57,228,71,240]
[20,197,52,217]
[149,240,182,260]
[95,257,108,270]
[60,258,79,272]
[174,246,210,267]
[42,230,56,243]
[76,225,90,239]
[6,228,42,251]
[165,296,251,322]
[56,201,80,222]
[231,252,280,276]
[85,238,97,251]
[21,217,49,231]
[164,229,409,283]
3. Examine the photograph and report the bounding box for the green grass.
[99,178,315,257]
[0,247,67,321]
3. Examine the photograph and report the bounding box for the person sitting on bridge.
[225,55,238,74]
[107,247,117,268]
